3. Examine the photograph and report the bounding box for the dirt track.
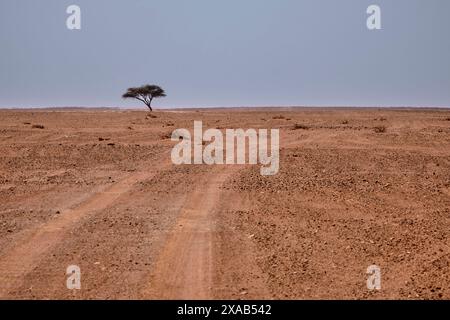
[143,167,238,299]
[1,107,450,299]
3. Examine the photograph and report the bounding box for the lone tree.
[122,84,166,111]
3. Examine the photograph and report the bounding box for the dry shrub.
[292,124,309,130]
[373,126,386,133]
[161,132,172,140]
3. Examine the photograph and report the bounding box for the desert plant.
[373,126,386,133]
[292,124,310,130]
[32,124,45,129]
[122,84,166,111]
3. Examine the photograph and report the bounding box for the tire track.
[142,166,238,299]
[0,162,168,298]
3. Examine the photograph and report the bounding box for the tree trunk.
[147,98,153,111]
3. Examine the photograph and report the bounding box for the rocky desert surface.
[0,107,450,299]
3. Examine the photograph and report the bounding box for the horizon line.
[1,104,450,111]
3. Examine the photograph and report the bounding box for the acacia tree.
[122,85,166,111]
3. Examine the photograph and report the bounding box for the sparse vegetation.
[341,120,349,125]
[162,132,172,140]
[32,124,45,129]
[273,115,285,120]
[292,124,310,130]
[373,126,386,133]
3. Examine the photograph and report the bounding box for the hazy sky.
[1,0,450,108]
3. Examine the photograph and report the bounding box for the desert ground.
[0,107,450,299]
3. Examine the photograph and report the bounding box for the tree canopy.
[122,85,166,111]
